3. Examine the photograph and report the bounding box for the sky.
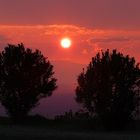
[0,0,140,118]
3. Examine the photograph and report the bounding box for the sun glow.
[61,38,71,48]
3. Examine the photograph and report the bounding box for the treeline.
[0,43,139,130]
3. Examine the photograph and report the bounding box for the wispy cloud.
[90,37,130,43]
[0,24,139,63]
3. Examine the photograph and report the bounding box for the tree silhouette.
[0,44,57,122]
[76,49,140,129]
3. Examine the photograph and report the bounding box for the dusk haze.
[0,0,140,139]
[0,0,139,118]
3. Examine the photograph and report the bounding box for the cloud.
[90,37,130,43]
[0,24,139,63]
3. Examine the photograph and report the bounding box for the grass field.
[0,125,140,140]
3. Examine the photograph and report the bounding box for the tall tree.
[0,44,57,121]
[76,49,140,129]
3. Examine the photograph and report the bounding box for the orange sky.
[0,25,140,64]
[0,24,140,117]
[0,25,140,118]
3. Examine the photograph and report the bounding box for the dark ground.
[0,125,140,140]
[0,116,140,140]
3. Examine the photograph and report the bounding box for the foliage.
[76,49,140,129]
[0,44,57,121]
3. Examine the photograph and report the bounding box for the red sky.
[0,0,140,118]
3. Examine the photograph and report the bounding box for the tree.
[0,44,57,121]
[75,49,140,129]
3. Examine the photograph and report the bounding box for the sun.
[60,38,71,48]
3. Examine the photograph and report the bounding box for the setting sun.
[60,38,71,48]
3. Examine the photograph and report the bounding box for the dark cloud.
[90,37,131,43]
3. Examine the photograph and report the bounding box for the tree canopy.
[76,49,140,128]
[0,44,57,121]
